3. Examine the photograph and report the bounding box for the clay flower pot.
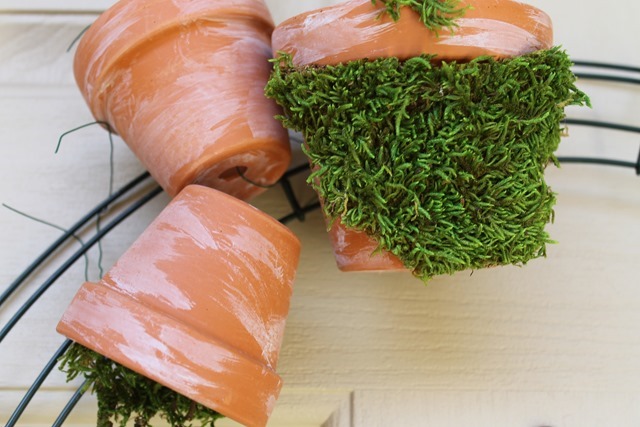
[74,0,291,199]
[270,0,554,274]
[57,185,301,427]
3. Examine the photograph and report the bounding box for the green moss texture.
[266,47,590,281]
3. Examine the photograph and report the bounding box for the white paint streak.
[438,18,545,56]
[81,0,142,102]
[157,323,230,393]
[224,285,287,368]
[228,224,286,283]
[169,199,222,251]
[104,197,228,313]
[274,3,391,66]
[265,393,278,416]
[107,235,197,312]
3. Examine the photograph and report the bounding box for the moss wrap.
[266,47,590,281]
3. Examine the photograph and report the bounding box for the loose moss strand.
[371,0,468,34]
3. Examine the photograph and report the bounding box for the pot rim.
[74,0,276,123]
[272,0,553,66]
[57,281,281,427]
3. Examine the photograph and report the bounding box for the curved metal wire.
[4,60,640,426]
[573,60,640,86]
[0,171,151,309]
[557,157,637,171]
[279,201,322,224]
[1,165,315,426]
[563,118,640,135]
[52,379,89,427]
[572,60,640,74]
[573,73,640,86]
[1,185,162,426]
[0,185,163,344]
[561,66,640,174]
[5,340,73,427]
[278,162,315,222]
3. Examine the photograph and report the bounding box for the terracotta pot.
[272,0,553,273]
[57,185,301,427]
[75,0,291,199]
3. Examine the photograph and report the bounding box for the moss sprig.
[371,0,468,33]
[266,48,590,281]
[59,343,223,427]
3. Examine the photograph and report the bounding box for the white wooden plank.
[1,0,639,63]
[279,185,640,392]
[0,390,99,426]
[0,1,113,13]
[0,1,338,24]
[0,389,347,426]
[353,391,640,427]
[0,14,97,85]
[1,6,640,427]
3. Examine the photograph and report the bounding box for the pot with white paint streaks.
[272,0,553,273]
[57,184,301,427]
[74,0,291,199]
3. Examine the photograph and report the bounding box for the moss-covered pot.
[57,185,301,427]
[267,0,589,280]
[74,0,291,199]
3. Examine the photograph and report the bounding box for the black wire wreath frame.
[1,61,639,426]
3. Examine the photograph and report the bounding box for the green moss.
[59,343,223,427]
[371,0,468,33]
[266,47,590,282]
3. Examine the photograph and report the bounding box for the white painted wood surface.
[1,1,639,426]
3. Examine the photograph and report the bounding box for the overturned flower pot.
[74,0,291,199]
[57,185,301,427]
[266,0,590,280]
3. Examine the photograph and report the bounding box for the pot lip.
[183,184,302,250]
[57,280,281,427]
[272,0,553,66]
[74,0,275,121]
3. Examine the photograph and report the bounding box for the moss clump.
[266,47,590,281]
[372,0,468,33]
[59,343,223,427]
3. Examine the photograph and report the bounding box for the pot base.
[180,138,291,201]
